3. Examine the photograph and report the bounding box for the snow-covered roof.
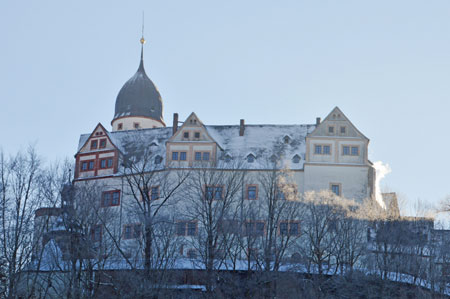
[77,124,316,170]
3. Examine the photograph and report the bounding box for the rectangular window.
[88,161,95,170]
[176,221,198,236]
[245,221,265,236]
[183,132,189,139]
[99,138,107,149]
[134,123,140,129]
[172,152,178,161]
[205,185,223,200]
[180,152,187,161]
[351,146,359,156]
[101,190,120,207]
[90,140,98,150]
[100,159,106,169]
[91,225,102,242]
[314,145,322,154]
[81,161,88,171]
[195,152,202,161]
[246,185,258,200]
[203,152,210,161]
[342,146,350,155]
[107,158,113,168]
[328,126,334,134]
[151,186,159,200]
[118,123,123,130]
[331,184,341,196]
[323,145,331,155]
[194,132,200,139]
[340,126,346,134]
[279,221,300,236]
[123,224,141,239]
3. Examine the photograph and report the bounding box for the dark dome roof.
[113,50,163,123]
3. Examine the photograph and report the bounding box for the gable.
[308,107,369,141]
[168,112,221,147]
[77,123,119,154]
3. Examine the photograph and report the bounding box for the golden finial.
[140,11,146,45]
[140,37,146,44]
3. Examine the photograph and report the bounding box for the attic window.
[340,126,346,134]
[225,154,232,162]
[328,126,335,134]
[194,132,200,139]
[90,140,98,150]
[247,154,255,163]
[150,142,158,147]
[283,136,290,144]
[99,139,107,149]
[154,155,162,164]
[292,155,301,164]
[183,132,189,139]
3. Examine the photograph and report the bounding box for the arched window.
[247,154,255,163]
[283,135,290,144]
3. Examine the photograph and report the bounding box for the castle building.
[73,40,376,202]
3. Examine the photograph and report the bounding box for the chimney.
[316,117,321,125]
[239,119,245,136]
[173,113,179,135]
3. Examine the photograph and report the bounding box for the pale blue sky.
[1,1,449,214]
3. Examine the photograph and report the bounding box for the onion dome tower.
[111,36,165,131]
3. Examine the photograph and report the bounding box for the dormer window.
[224,154,232,162]
[270,155,277,163]
[247,154,255,163]
[292,154,301,164]
[340,126,346,134]
[283,136,290,144]
[150,142,158,147]
[154,155,162,164]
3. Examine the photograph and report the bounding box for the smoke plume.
[373,161,391,209]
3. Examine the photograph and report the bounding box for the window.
[172,152,179,161]
[134,122,140,129]
[90,140,98,150]
[100,159,106,169]
[224,154,231,162]
[123,224,141,239]
[101,190,120,207]
[202,152,210,161]
[154,155,162,164]
[205,185,223,200]
[315,145,322,154]
[176,221,197,236]
[328,126,335,134]
[88,161,95,170]
[292,154,301,164]
[340,126,346,134]
[99,138,107,149]
[183,132,189,139]
[187,249,197,259]
[194,132,200,139]
[151,186,159,200]
[91,225,102,242]
[284,136,290,144]
[80,161,88,171]
[246,185,258,200]
[107,158,113,168]
[279,221,300,236]
[276,188,286,200]
[180,152,187,161]
[331,184,341,196]
[351,146,359,156]
[247,154,255,163]
[315,145,331,155]
[194,152,201,161]
[343,146,350,155]
[245,221,265,236]
[118,123,123,130]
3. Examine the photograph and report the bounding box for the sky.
[0,1,449,215]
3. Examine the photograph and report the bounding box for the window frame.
[327,125,335,134]
[99,138,107,149]
[101,190,121,207]
[90,225,102,242]
[330,183,341,196]
[279,221,300,236]
[123,223,142,240]
[246,184,258,200]
[314,144,332,155]
[176,221,198,236]
[150,186,160,200]
[204,185,224,200]
[90,140,98,150]
[172,152,179,161]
